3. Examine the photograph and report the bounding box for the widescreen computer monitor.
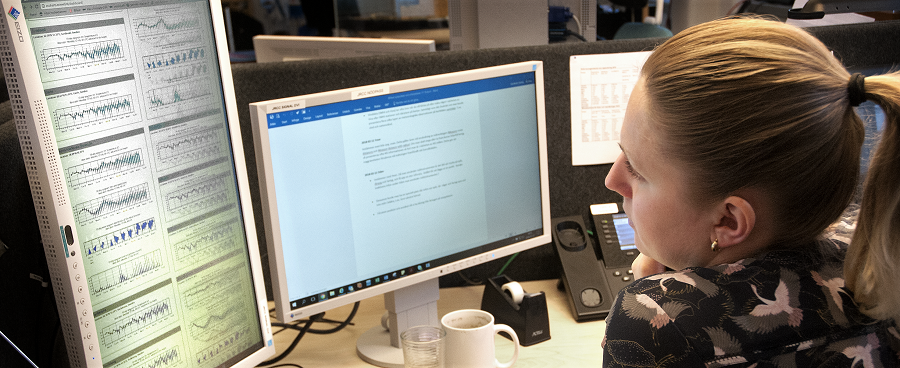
[249,61,550,367]
[252,35,436,63]
[0,0,274,366]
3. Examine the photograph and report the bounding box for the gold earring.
[711,239,719,252]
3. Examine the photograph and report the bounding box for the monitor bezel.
[249,61,552,323]
[0,0,276,366]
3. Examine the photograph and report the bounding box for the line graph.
[147,81,210,108]
[195,325,252,367]
[165,173,232,218]
[173,218,240,268]
[41,39,125,70]
[54,95,135,131]
[83,218,156,258]
[157,63,210,84]
[133,16,202,47]
[144,47,206,70]
[101,297,173,348]
[89,250,164,296]
[180,263,243,308]
[134,16,201,37]
[73,183,151,224]
[67,149,144,187]
[190,303,247,342]
[145,346,181,368]
[155,127,223,169]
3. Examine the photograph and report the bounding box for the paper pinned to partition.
[569,51,651,166]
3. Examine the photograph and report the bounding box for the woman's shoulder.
[622,240,848,297]
[608,242,897,366]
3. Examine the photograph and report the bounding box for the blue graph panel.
[89,250,164,296]
[54,95,135,131]
[67,148,144,187]
[100,296,173,348]
[143,47,206,70]
[73,183,151,225]
[41,39,125,70]
[83,218,156,258]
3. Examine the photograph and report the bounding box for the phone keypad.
[613,269,633,282]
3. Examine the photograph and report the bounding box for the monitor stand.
[356,278,441,368]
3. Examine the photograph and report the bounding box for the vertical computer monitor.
[249,61,550,366]
[252,35,436,63]
[0,0,274,366]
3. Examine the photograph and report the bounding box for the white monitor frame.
[0,0,275,366]
[252,35,436,63]
[249,61,550,366]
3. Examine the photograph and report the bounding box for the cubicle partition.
[227,19,900,293]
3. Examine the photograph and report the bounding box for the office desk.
[263,279,606,367]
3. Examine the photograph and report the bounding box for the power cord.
[0,329,39,368]
[308,302,359,334]
[258,313,320,366]
[259,301,361,366]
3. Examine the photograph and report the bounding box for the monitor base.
[356,326,404,368]
[355,278,441,367]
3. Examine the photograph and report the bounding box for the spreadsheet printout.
[569,51,650,165]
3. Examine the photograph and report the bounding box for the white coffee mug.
[440,309,519,368]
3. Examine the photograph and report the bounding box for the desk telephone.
[552,203,639,321]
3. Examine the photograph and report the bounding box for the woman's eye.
[625,160,642,180]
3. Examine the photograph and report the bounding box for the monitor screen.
[0,0,274,366]
[252,35,436,63]
[250,61,550,365]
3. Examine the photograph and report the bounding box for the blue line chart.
[173,218,240,268]
[165,174,231,215]
[134,16,201,37]
[89,250,164,296]
[74,183,151,224]
[155,127,223,169]
[144,47,206,70]
[147,82,210,108]
[101,297,173,348]
[67,148,143,187]
[146,346,181,368]
[83,218,156,258]
[195,325,252,367]
[54,95,135,131]
[41,39,125,70]
[190,303,246,342]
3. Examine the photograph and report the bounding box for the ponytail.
[845,72,900,326]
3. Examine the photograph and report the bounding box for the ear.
[712,196,756,249]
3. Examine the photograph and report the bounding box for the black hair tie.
[848,73,867,107]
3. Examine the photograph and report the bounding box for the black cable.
[257,313,320,367]
[274,302,360,335]
[308,301,359,334]
[567,30,588,42]
[458,270,484,285]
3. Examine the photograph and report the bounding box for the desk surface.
[262,279,606,367]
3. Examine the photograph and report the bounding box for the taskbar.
[289,261,434,310]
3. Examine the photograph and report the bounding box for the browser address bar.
[40,0,122,10]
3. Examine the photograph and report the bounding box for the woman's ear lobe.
[713,196,756,248]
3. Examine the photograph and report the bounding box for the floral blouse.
[602,241,900,367]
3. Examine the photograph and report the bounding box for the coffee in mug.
[440,309,519,368]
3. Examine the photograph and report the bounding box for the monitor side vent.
[33,99,66,207]
[0,15,83,368]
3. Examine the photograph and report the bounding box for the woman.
[602,17,900,367]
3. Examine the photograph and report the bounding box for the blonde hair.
[640,17,900,324]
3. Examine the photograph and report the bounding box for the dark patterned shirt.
[602,241,900,367]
